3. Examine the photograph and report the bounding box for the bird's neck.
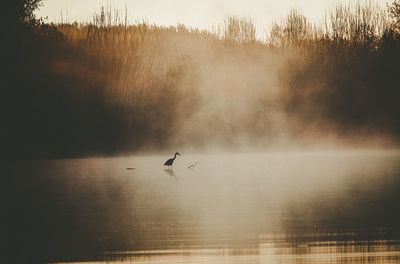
[173,154,177,159]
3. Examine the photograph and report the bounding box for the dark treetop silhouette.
[164,152,181,167]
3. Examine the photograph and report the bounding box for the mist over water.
[4,1,400,263]
[3,2,400,158]
[5,150,400,262]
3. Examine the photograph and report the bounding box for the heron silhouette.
[164,152,180,167]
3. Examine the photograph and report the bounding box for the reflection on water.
[5,150,400,263]
[56,238,400,264]
[163,168,177,179]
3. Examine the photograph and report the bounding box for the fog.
[125,26,399,152]
[3,3,400,158]
[4,2,400,263]
[5,150,400,262]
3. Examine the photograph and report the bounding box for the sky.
[36,0,389,33]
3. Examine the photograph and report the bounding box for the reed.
[2,1,400,158]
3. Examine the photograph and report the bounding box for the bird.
[187,162,199,170]
[164,152,180,167]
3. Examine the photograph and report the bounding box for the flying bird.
[164,152,181,167]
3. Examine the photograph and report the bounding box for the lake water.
[5,150,400,263]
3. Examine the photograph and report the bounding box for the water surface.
[6,150,400,263]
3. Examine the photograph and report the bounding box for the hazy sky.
[36,0,389,32]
